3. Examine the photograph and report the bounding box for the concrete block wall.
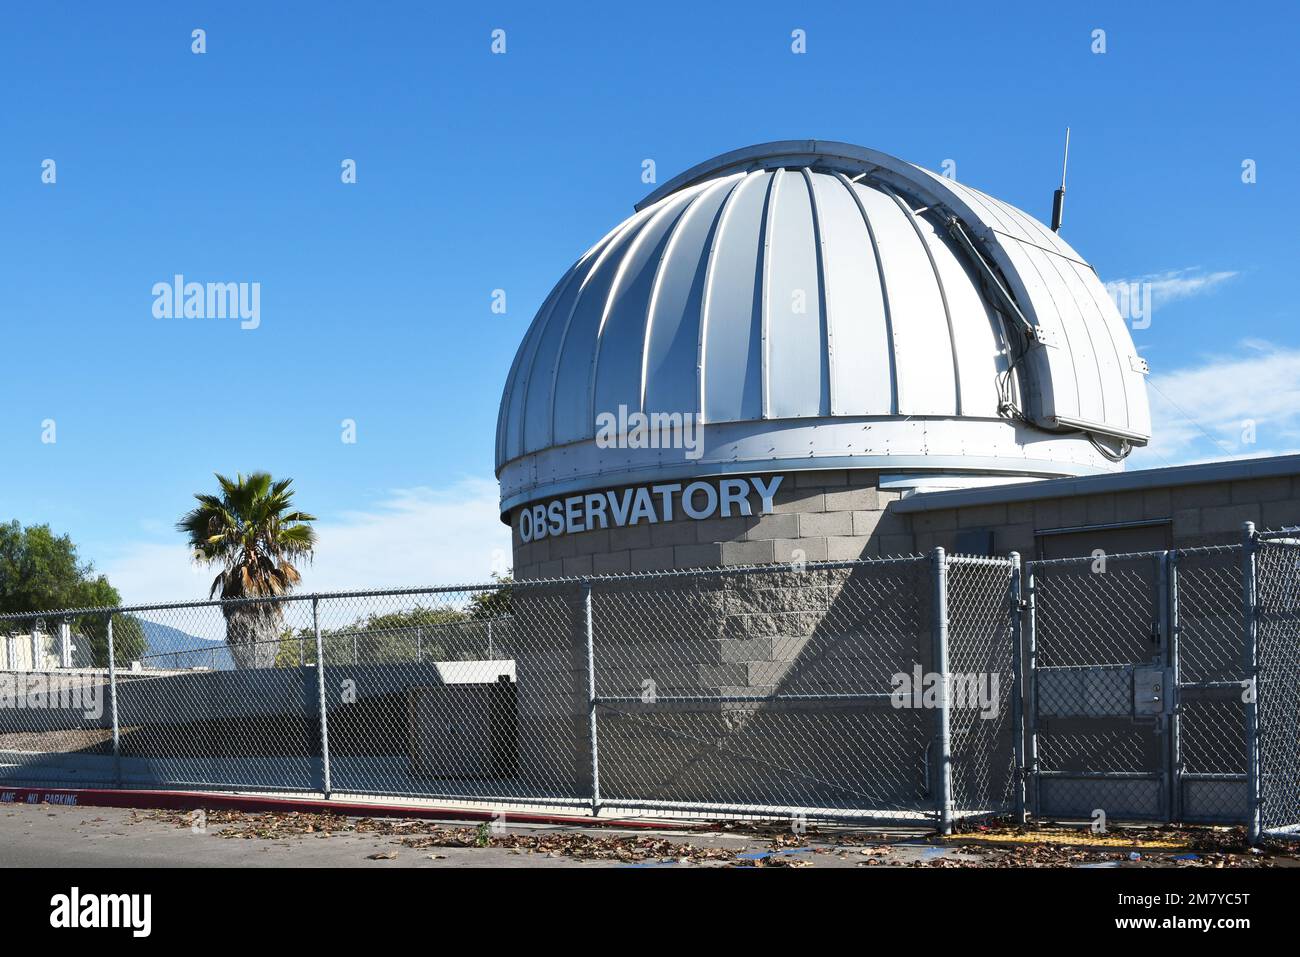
[511,465,1300,578]
[510,469,912,581]
[909,473,1300,558]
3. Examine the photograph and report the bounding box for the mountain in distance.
[133,617,234,670]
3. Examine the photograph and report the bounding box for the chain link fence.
[0,554,1013,827]
[1,533,1295,838]
[1172,545,1249,824]
[589,558,939,823]
[945,556,1018,823]
[1254,534,1300,839]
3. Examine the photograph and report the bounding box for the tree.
[0,520,146,665]
[273,604,486,668]
[176,473,317,670]
[469,572,512,620]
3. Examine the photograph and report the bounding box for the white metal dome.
[497,141,1151,515]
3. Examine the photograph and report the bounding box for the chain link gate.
[1022,540,1269,828]
[1170,545,1251,824]
[1024,551,1173,823]
[1253,532,1300,839]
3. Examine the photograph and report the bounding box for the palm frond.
[181,471,317,600]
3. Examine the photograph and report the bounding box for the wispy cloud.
[1128,339,1300,468]
[100,478,511,606]
[1105,266,1239,306]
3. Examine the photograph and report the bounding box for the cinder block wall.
[511,465,1300,578]
[510,470,910,580]
[910,474,1300,558]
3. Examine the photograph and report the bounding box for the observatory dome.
[497,140,1150,516]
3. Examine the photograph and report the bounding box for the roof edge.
[892,454,1300,513]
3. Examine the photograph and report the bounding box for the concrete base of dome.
[510,459,1300,579]
[513,469,926,579]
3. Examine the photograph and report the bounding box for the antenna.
[1050,127,1070,232]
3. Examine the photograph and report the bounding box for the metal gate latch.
[1133,666,1172,716]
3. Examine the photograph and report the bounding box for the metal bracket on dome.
[942,214,1041,343]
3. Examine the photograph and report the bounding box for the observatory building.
[499,141,1300,576]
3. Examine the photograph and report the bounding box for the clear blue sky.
[2,1,1296,598]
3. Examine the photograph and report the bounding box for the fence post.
[105,613,122,788]
[1166,550,1182,825]
[1009,552,1026,824]
[312,596,333,799]
[1024,562,1039,818]
[1242,522,1261,844]
[1156,550,1174,824]
[931,547,953,834]
[30,622,41,671]
[582,580,602,816]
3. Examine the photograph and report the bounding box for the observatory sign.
[518,475,784,543]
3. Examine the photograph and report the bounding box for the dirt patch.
[0,729,112,753]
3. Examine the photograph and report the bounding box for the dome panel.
[914,213,1008,419]
[852,182,957,416]
[549,207,659,446]
[700,171,768,423]
[810,171,892,416]
[764,169,828,419]
[591,188,701,428]
[497,279,561,464]
[522,262,585,454]
[641,174,741,415]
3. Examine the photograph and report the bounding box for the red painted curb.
[0,786,688,830]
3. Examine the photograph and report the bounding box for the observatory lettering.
[519,475,783,543]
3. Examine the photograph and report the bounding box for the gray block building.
[480,140,1297,817]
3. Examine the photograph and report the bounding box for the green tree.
[469,572,512,621]
[0,520,145,665]
[273,603,509,668]
[177,472,317,670]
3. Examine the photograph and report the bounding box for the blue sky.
[2,1,1297,602]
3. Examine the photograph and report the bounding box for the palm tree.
[177,472,317,669]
